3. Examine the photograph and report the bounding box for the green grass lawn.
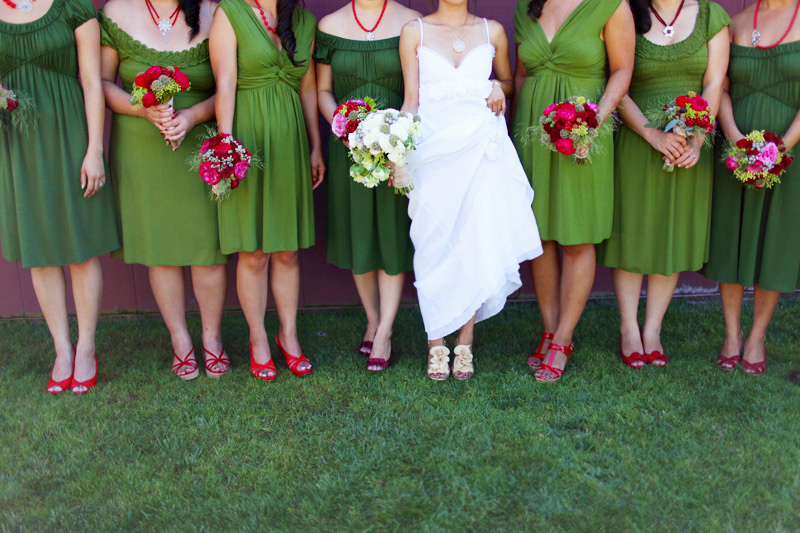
[1,297,800,531]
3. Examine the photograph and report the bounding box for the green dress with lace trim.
[216,0,316,254]
[0,0,119,268]
[314,31,413,275]
[596,1,730,275]
[511,0,621,245]
[99,11,226,266]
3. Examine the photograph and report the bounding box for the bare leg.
[270,251,310,372]
[530,239,560,354]
[69,257,103,390]
[191,264,228,372]
[612,268,645,361]
[719,282,744,359]
[353,271,379,349]
[641,272,680,362]
[31,266,73,391]
[238,250,274,378]
[367,270,405,370]
[743,284,781,366]
[149,266,195,376]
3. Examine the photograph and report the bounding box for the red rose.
[542,103,558,116]
[699,115,711,129]
[7,98,18,112]
[764,131,777,143]
[144,65,163,84]
[555,103,577,125]
[675,95,690,107]
[215,142,232,155]
[689,95,708,112]
[142,91,159,108]
[587,117,599,129]
[555,138,576,156]
[199,162,221,185]
[222,166,234,178]
[549,131,560,144]
[173,69,190,91]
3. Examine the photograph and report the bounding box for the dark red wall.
[0,0,748,316]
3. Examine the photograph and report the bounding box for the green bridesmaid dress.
[0,0,119,268]
[597,1,730,275]
[512,0,620,245]
[314,31,413,275]
[217,0,316,254]
[99,12,226,267]
[704,42,800,293]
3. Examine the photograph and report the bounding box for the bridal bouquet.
[348,108,420,195]
[332,97,376,141]
[538,96,601,164]
[723,130,793,190]
[130,65,191,149]
[188,127,263,202]
[646,91,715,172]
[0,84,37,134]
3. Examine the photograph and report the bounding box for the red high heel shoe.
[621,338,646,369]
[172,347,199,381]
[358,340,373,356]
[645,349,667,367]
[250,343,276,381]
[718,330,744,370]
[203,346,230,378]
[742,342,766,375]
[535,343,574,383]
[528,332,553,369]
[71,353,97,394]
[47,344,74,394]
[276,334,313,377]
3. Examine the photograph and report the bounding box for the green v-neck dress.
[597,1,730,276]
[512,0,621,245]
[0,0,119,268]
[704,42,800,292]
[314,31,413,275]
[99,11,226,267]
[217,0,316,254]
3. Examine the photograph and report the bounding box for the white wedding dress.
[406,18,543,341]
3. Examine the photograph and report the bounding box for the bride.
[399,0,543,381]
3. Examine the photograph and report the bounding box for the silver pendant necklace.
[17,0,34,13]
[438,13,470,53]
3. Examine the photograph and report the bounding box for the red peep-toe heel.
[203,346,230,378]
[621,338,646,369]
[71,353,97,394]
[535,342,574,383]
[275,334,313,377]
[528,332,553,369]
[742,342,766,375]
[47,374,72,395]
[645,349,667,367]
[172,347,199,381]
[250,343,276,381]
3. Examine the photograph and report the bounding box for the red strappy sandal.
[528,332,553,369]
[358,340,373,356]
[718,330,743,370]
[276,334,313,377]
[621,338,646,369]
[742,342,766,375]
[203,346,230,378]
[250,343,276,381]
[535,342,573,383]
[172,347,199,381]
[71,353,97,394]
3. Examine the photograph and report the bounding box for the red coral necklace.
[253,0,278,35]
[2,0,35,14]
[649,0,686,39]
[145,0,181,43]
[352,0,388,41]
[752,0,800,48]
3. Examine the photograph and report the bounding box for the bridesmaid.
[315,0,420,372]
[511,0,634,382]
[100,0,230,381]
[0,0,119,393]
[705,0,800,375]
[596,0,730,369]
[210,0,324,379]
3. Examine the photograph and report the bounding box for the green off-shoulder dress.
[99,11,226,267]
[314,31,414,275]
[512,0,620,245]
[217,0,316,254]
[0,0,119,268]
[597,1,730,275]
[704,42,800,293]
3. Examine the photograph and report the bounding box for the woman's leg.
[69,257,103,389]
[270,250,310,372]
[149,265,195,376]
[530,240,561,355]
[641,272,680,361]
[191,264,228,373]
[237,250,274,378]
[718,282,744,360]
[612,268,645,361]
[743,284,781,367]
[367,270,404,370]
[31,266,73,391]
[353,271,380,349]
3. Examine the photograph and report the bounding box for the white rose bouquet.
[348,108,421,195]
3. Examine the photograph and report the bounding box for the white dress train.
[406,18,543,341]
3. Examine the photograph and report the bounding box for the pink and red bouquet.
[0,84,37,134]
[189,128,263,202]
[647,91,715,172]
[332,97,376,141]
[723,130,793,190]
[538,96,601,164]
[129,65,191,149]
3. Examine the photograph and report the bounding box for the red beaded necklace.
[752,0,800,48]
[2,0,35,14]
[351,0,388,41]
[649,0,686,39]
[253,0,278,35]
[145,0,181,42]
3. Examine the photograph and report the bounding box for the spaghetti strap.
[418,18,424,47]
[483,18,490,44]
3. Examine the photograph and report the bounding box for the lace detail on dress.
[635,0,714,62]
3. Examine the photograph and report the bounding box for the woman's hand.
[310,147,325,190]
[486,83,506,116]
[142,103,174,130]
[160,108,197,150]
[81,150,105,198]
[648,130,687,162]
[673,135,703,168]
[726,128,745,145]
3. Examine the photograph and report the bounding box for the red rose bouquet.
[0,84,37,134]
[538,96,601,164]
[646,91,715,172]
[188,127,263,202]
[129,65,191,149]
[332,97,376,141]
[723,130,793,190]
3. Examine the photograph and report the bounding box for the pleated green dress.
[704,42,800,293]
[217,0,315,254]
[314,31,413,275]
[511,0,620,245]
[0,0,119,268]
[99,12,226,267]
[597,1,730,276]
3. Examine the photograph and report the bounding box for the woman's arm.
[316,62,337,126]
[599,2,635,125]
[300,48,325,189]
[75,18,106,198]
[717,76,743,143]
[399,21,421,115]
[488,21,513,116]
[616,94,688,162]
[209,8,237,135]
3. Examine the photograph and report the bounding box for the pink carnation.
[332,113,348,138]
[725,157,739,171]
[757,142,779,166]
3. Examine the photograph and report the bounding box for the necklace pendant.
[157,18,173,42]
[17,0,33,13]
[366,31,375,41]
[452,38,466,53]
[752,29,762,46]
[663,25,675,38]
